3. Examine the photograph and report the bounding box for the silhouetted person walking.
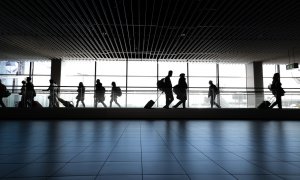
[269,73,285,109]
[76,82,85,107]
[110,81,121,108]
[173,73,188,108]
[26,77,35,108]
[95,79,107,108]
[208,80,221,108]
[19,80,26,107]
[0,79,7,107]
[163,70,174,109]
[43,79,59,108]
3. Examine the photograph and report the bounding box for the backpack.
[115,87,122,97]
[173,85,180,95]
[213,85,220,94]
[157,78,166,91]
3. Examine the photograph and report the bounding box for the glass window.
[219,64,247,108]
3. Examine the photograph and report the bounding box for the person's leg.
[269,100,278,109]
[182,100,186,108]
[210,96,213,108]
[76,99,79,107]
[110,98,113,107]
[114,98,121,108]
[173,101,182,108]
[0,97,6,107]
[101,101,107,108]
[213,95,221,108]
[82,100,85,108]
[165,91,173,108]
[164,92,169,108]
[277,96,282,109]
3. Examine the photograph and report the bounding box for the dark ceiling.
[0,0,300,63]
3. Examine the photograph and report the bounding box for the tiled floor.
[0,120,300,180]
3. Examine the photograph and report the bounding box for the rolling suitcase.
[257,101,271,109]
[144,100,155,109]
[144,92,163,109]
[257,96,275,109]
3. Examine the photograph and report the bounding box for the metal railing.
[2,85,300,108]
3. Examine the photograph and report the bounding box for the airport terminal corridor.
[0,120,300,180]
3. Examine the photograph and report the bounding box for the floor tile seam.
[49,142,99,177]
[2,163,28,178]
[153,128,192,180]
[187,141,239,180]
[225,149,285,180]
[94,122,131,179]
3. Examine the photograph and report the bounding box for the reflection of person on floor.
[43,79,59,108]
[208,80,221,108]
[95,79,107,108]
[0,79,7,107]
[173,73,188,108]
[76,82,85,108]
[269,73,285,109]
[109,82,121,108]
[163,70,174,109]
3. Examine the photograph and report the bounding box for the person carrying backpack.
[110,81,121,108]
[95,79,107,108]
[269,73,284,109]
[173,73,188,108]
[163,70,174,109]
[208,80,221,108]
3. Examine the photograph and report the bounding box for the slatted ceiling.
[0,0,300,63]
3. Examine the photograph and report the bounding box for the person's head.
[273,73,280,80]
[209,80,213,85]
[168,70,173,77]
[21,80,26,85]
[180,73,185,78]
[96,79,100,84]
[49,79,54,84]
[26,77,31,82]
[112,81,116,87]
[79,82,83,87]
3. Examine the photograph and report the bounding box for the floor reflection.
[0,120,300,179]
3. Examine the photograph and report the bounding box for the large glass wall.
[219,64,247,108]
[263,64,300,108]
[96,60,126,107]
[127,60,157,107]
[61,60,95,107]
[0,60,51,107]
[189,63,216,108]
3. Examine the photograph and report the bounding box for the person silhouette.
[19,80,26,107]
[43,79,59,108]
[208,80,221,108]
[0,79,7,107]
[95,79,107,108]
[163,70,174,109]
[269,73,285,109]
[173,73,188,108]
[76,82,85,108]
[109,81,121,108]
[25,77,35,108]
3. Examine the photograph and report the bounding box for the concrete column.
[246,61,264,108]
[51,58,62,87]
